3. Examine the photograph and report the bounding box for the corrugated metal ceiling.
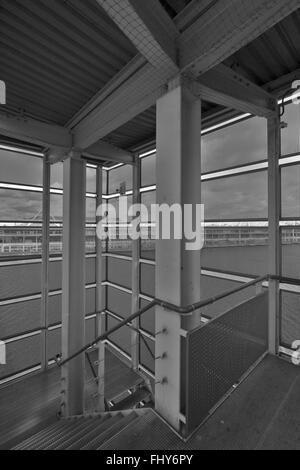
[104,101,219,151]
[107,8,300,152]
[0,0,137,125]
[225,9,300,93]
[0,1,300,155]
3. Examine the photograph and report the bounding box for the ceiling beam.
[72,0,300,148]
[67,55,147,130]
[264,68,300,95]
[193,64,277,118]
[72,62,168,149]
[96,0,179,74]
[84,140,134,165]
[179,0,300,75]
[0,112,72,149]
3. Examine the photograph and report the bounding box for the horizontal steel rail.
[58,274,269,367]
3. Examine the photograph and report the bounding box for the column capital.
[46,146,84,165]
[167,73,202,101]
[68,148,83,161]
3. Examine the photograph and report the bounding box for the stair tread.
[100,409,185,450]
[14,415,108,451]
[82,412,139,451]
[43,415,112,450]
[66,413,124,450]
[14,420,72,450]
[13,409,157,451]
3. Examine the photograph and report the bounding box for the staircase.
[13,408,188,450]
[13,410,147,450]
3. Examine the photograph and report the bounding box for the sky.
[0,104,299,223]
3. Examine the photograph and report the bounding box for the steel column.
[131,155,141,371]
[41,156,50,370]
[96,166,106,411]
[61,151,86,417]
[268,111,281,355]
[155,83,202,431]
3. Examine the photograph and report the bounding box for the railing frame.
[58,274,269,368]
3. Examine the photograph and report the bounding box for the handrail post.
[268,110,281,355]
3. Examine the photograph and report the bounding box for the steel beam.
[179,0,300,75]
[268,111,281,355]
[192,65,277,118]
[73,62,167,150]
[71,0,300,149]
[96,0,178,74]
[0,112,72,149]
[61,151,86,417]
[85,140,134,166]
[155,82,202,431]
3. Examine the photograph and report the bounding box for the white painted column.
[268,111,281,355]
[96,166,106,412]
[155,82,202,431]
[131,155,141,371]
[61,151,86,417]
[41,156,50,370]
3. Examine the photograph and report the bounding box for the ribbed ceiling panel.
[225,9,300,91]
[0,0,137,124]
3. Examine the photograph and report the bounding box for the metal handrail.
[58,274,269,368]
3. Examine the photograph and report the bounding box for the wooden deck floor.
[0,349,141,449]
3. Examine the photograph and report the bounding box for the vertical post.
[96,165,106,412]
[155,81,202,431]
[268,109,281,355]
[61,151,86,417]
[131,155,141,371]
[41,156,50,370]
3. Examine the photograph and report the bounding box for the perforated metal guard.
[185,292,268,435]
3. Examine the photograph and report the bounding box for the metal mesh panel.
[107,257,132,290]
[107,314,131,355]
[200,275,259,320]
[140,299,155,335]
[0,334,41,379]
[140,336,155,374]
[48,294,62,327]
[280,290,300,348]
[47,328,61,361]
[49,257,97,292]
[0,298,41,339]
[47,318,97,361]
[48,288,97,327]
[0,263,41,299]
[86,288,96,316]
[186,292,268,434]
[140,263,155,297]
[86,317,96,344]
[107,287,131,319]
